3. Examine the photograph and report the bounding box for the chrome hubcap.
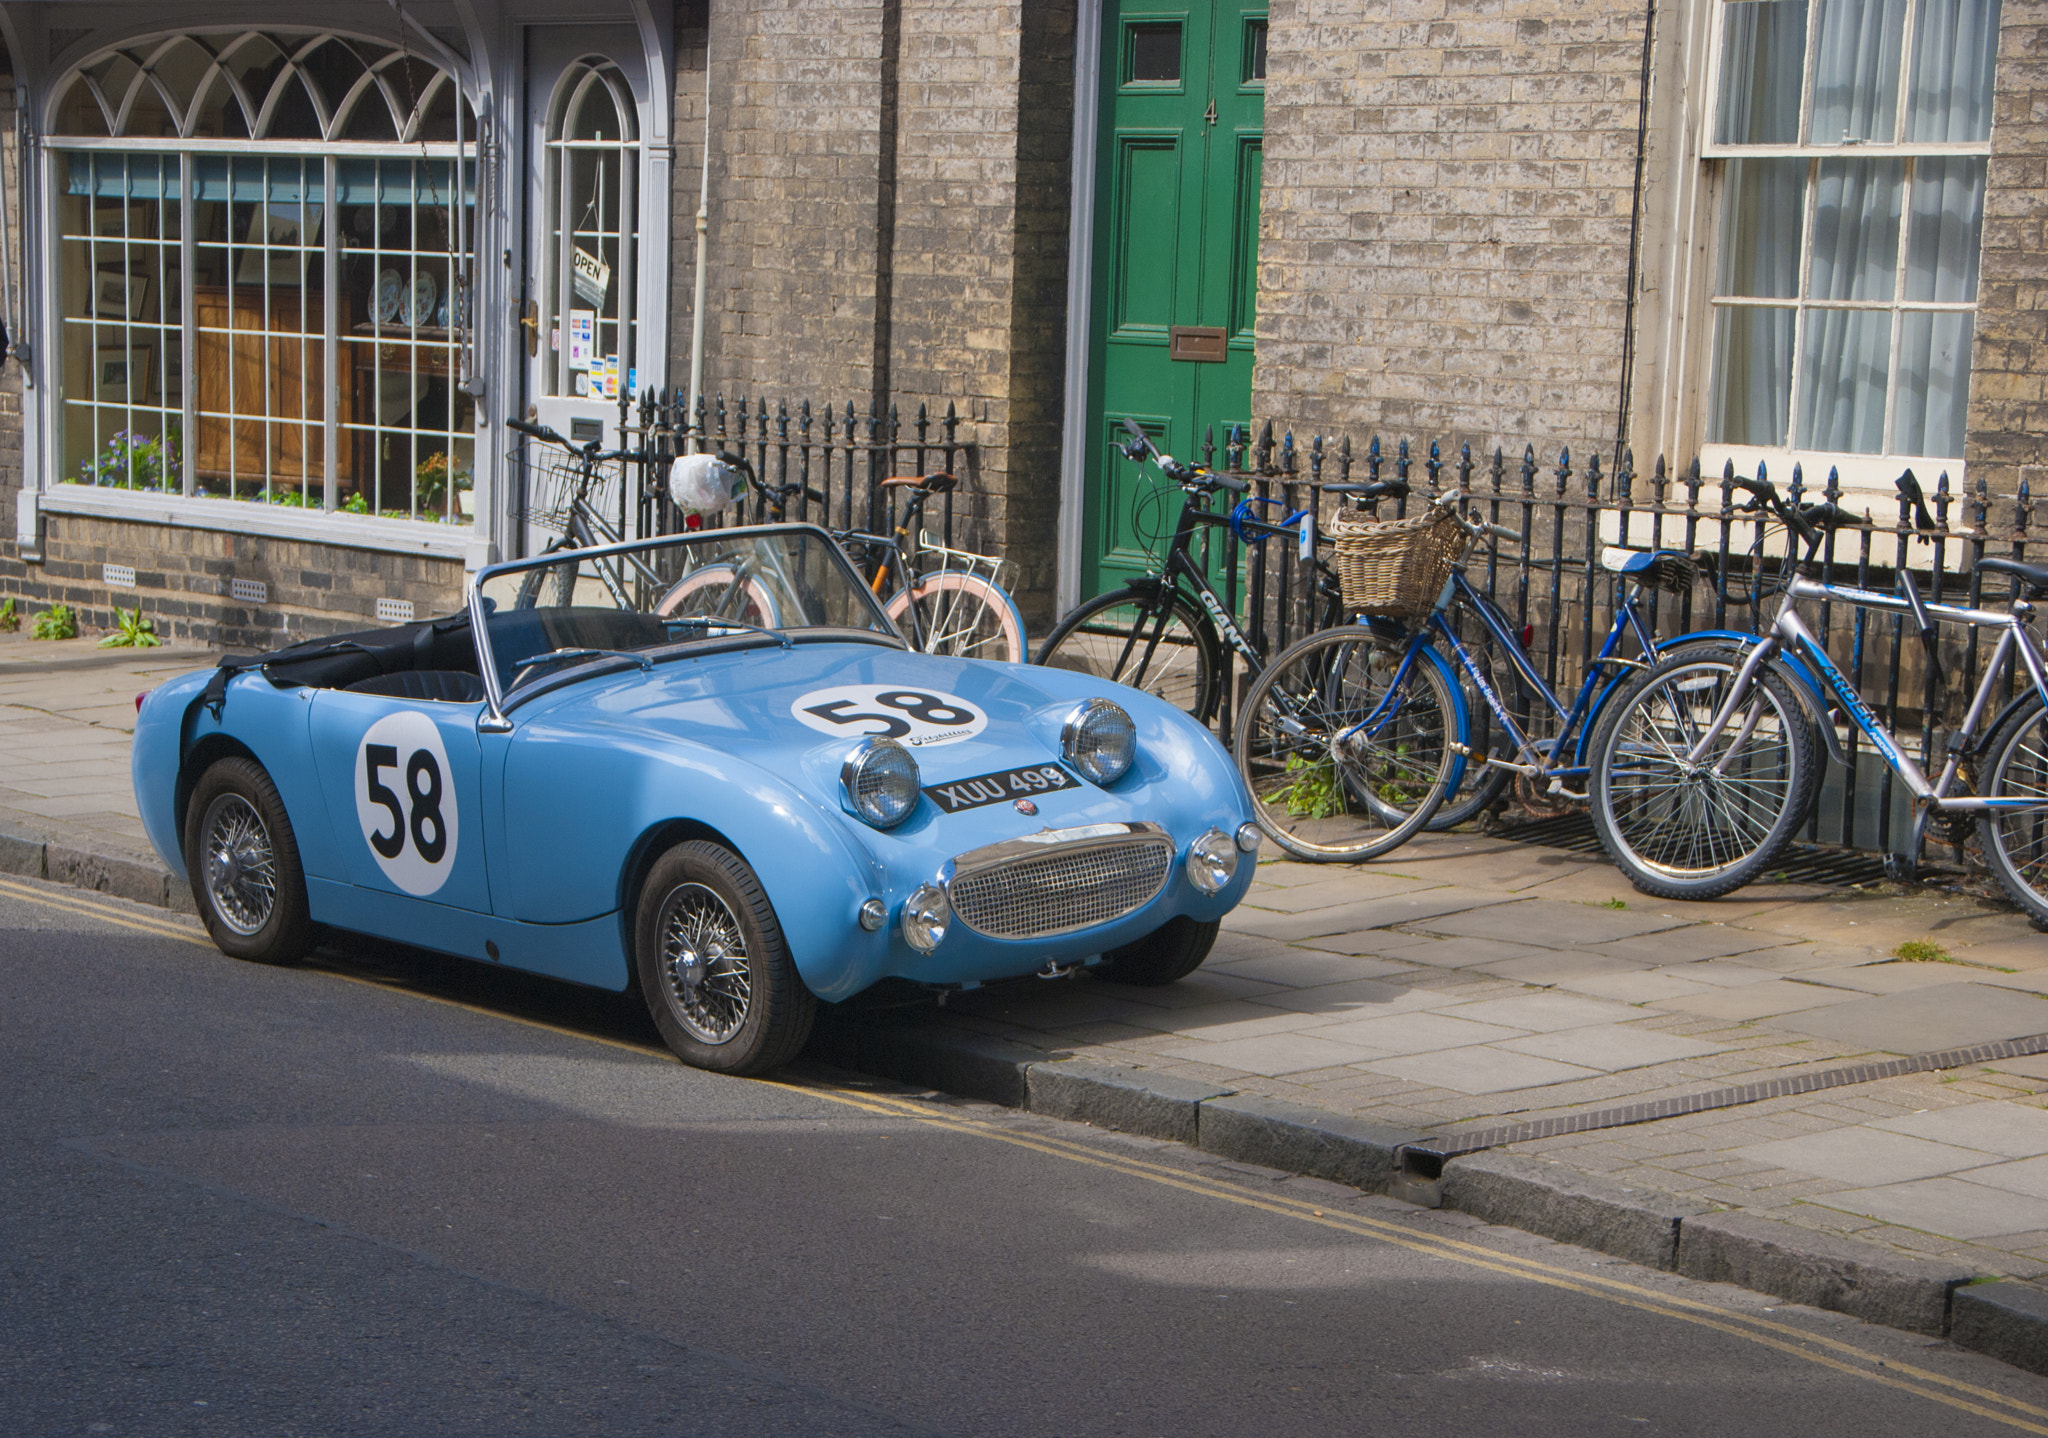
[201,793,276,935]
[657,883,751,1045]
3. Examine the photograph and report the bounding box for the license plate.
[923,763,1080,815]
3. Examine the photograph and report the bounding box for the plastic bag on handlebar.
[670,453,744,513]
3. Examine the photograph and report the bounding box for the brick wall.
[691,0,1075,626]
[1253,0,1649,455]
[0,515,465,652]
[1963,1,2048,510]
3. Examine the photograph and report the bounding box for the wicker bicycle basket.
[1330,503,1469,618]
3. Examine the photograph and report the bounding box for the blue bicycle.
[1233,494,1826,862]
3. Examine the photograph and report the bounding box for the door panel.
[309,693,491,915]
[1085,1,1266,599]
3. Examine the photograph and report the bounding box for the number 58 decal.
[353,711,458,895]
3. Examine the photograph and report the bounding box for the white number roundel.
[790,685,987,747]
[354,710,458,895]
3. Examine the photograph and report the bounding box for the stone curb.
[822,1015,2048,1365]
[0,824,192,914]
[1951,1281,2048,1377]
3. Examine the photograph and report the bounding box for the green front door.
[1082,2,1266,598]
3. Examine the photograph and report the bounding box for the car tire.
[1093,915,1220,987]
[183,756,315,965]
[634,840,816,1074]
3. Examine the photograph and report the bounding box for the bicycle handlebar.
[507,416,568,447]
[1119,416,1250,493]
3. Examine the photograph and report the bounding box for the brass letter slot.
[1169,325,1229,363]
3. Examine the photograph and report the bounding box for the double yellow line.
[6,872,2045,1430]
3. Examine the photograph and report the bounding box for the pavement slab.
[1737,1129,2000,1187]
[1364,1046,1605,1095]
[1499,1025,1733,1072]
[1814,1178,2048,1240]
[1303,1011,1531,1055]
[1661,979,1860,1020]
[1869,1103,2048,1157]
[1767,983,2048,1053]
[1413,897,1693,947]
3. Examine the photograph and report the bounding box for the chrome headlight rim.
[1186,827,1238,895]
[841,737,921,829]
[1061,698,1137,786]
[902,883,951,953]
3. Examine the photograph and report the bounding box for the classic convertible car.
[133,525,1260,1072]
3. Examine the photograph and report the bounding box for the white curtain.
[1908,0,2003,142]
[1811,0,1908,144]
[1716,1,1808,145]
[1709,158,1805,445]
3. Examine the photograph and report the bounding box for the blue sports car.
[133,525,1259,1072]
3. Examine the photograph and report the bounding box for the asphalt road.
[4,877,2048,1437]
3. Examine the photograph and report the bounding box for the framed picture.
[235,203,323,287]
[161,340,183,400]
[93,266,151,321]
[96,344,152,402]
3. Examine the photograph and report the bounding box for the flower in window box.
[78,425,180,492]
[415,451,472,518]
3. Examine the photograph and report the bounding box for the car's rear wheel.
[1093,915,1220,987]
[184,756,315,965]
[634,841,816,1073]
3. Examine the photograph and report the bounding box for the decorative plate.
[404,272,438,330]
[374,268,403,325]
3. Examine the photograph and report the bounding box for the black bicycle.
[1035,417,1403,723]
[507,415,664,608]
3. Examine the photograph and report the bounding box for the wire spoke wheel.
[1590,650,1815,899]
[655,881,753,1045]
[886,571,1026,663]
[199,792,278,936]
[1233,627,1456,862]
[1036,588,1218,721]
[1979,695,2048,925]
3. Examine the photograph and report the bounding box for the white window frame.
[1679,0,1996,500]
[30,29,491,561]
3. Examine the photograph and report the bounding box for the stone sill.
[36,485,480,563]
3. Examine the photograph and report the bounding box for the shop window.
[50,31,478,523]
[1703,0,2001,464]
[541,60,639,406]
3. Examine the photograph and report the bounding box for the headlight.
[1062,699,1136,785]
[1186,828,1238,894]
[842,738,920,828]
[902,884,951,952]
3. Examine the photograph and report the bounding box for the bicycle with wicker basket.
[507,415,666,609]
[1035,417,1426,722]
[1235,491,1768,861]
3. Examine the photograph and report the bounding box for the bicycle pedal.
[1882,851,1919,883]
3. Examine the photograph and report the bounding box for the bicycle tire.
[1035,586,1221,723]
[514,535,582,609]
[1587,647,1818,900]
[1976,692,2048,927]
[657,563,783,627]
[1232,625,1458,862]
[884,570,1027,663]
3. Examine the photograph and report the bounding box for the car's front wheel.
[633,841,816,1074]
[183,756,315,965]
[1094,915,1219,986]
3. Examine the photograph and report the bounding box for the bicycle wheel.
[885,570,1027,663]
[1588,647,1818,900]
[1976,692,2048,926]
[1035,586,1220,722]
[657,563,782,627]
[515,536,582,609]
[1233,626,1459,862]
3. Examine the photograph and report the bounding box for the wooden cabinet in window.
[193,285,354,491]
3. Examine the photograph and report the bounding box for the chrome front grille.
[946,824,1174,941]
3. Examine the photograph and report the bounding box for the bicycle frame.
[1395,571,1662,784]
[1688,574,2048,814]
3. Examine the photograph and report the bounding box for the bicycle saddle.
[1975,556,2048,596]
[882,472,957,493]
[1324,481,1408,502]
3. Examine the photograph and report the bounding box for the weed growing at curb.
[31,603,76,641]
[0,598,17,633]
[98,606,161,649]
[1893,939,1954,963]
[1600,897,1628,910]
